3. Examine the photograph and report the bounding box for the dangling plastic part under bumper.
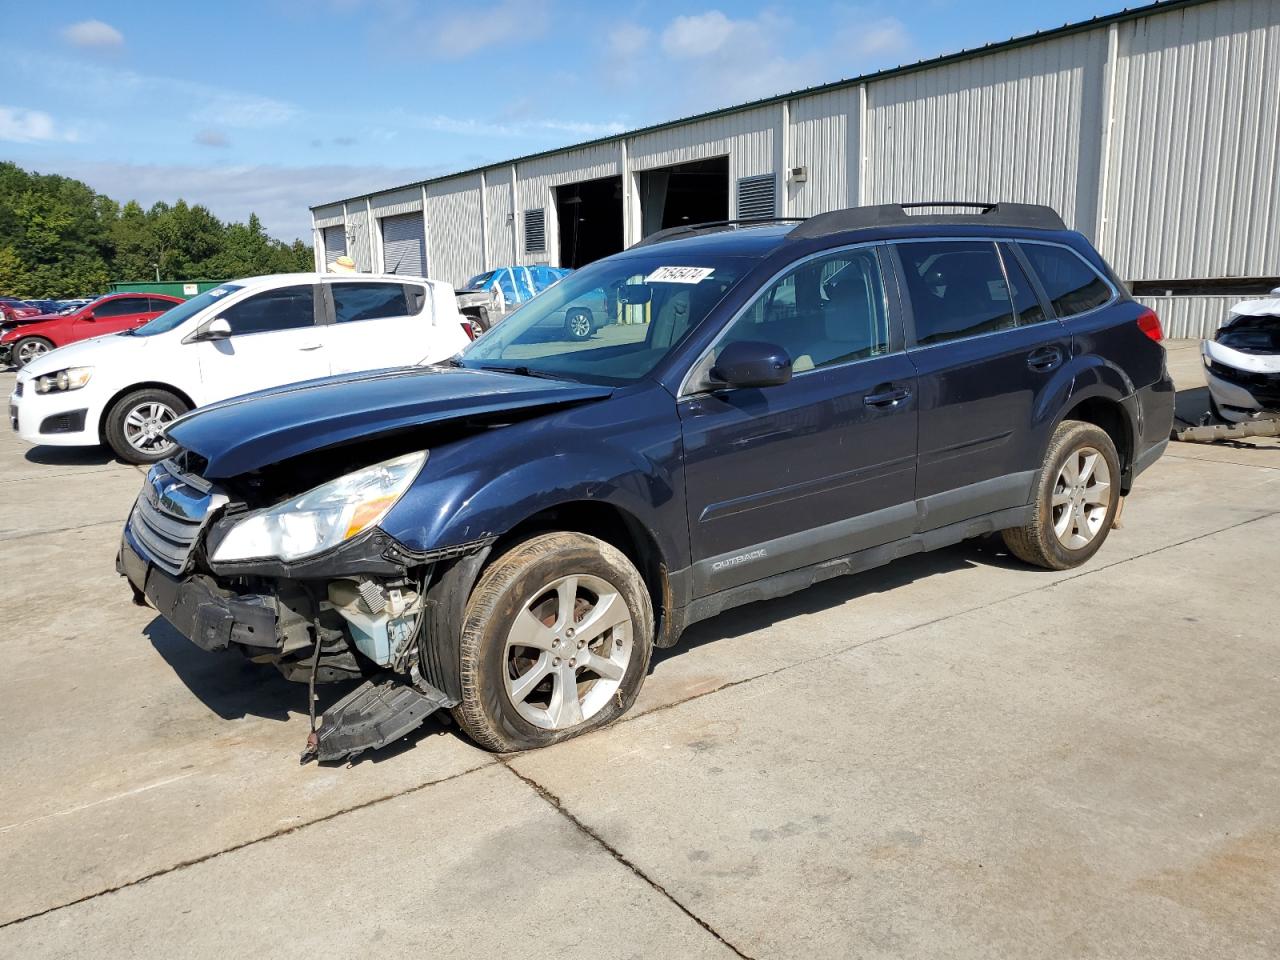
[302,675,458,763]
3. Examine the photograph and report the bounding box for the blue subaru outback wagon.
[118,203,1174,761]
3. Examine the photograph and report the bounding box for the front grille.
[128,459,226,575]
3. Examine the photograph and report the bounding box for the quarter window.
[898,241,1017,345]
[219,286,315,335]
[331,282,410,324]
[720,248,890,372]
[1019,243,1112,317]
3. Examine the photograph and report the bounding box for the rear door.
[193,284,329,401]
[323,279,431,373]
[892,239,1068,529]
[80,296,153,336]
[679,245,919,597]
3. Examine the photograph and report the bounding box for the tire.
[13,336,54,368]
[1002,420,1122,571]
[104,388,189,464]
[455,532,653,752]
[564,309,593,341]
[462,308,490,335]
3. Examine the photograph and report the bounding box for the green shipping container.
[108,280,226,299]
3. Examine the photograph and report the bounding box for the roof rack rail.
[788,202,1066,240]
[632,218,805,249]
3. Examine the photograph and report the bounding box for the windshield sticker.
[645,266,715,284]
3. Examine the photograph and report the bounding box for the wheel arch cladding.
[98,382,196,440]
[1058,394,1135,485]
[488,500,671,649]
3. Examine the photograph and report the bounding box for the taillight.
[1136,307,1163,342]
[460,321,476,341]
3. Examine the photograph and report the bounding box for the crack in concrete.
[0,760,496,932]
[501,760,757,960]
[0,518,129,543]
[3,507,1277,931]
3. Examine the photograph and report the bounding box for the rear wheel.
[104,388,189,464]
[454,532,653,752]
[1002,420,1121,570]
[14,336,53,368]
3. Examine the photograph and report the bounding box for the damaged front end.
[1202,292,1280,424]
[117,449,489,764]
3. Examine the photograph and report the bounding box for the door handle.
[864,384,911,408]
[299,343,324,351]
[1026,346,1064,372]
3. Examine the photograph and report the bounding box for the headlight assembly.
[211,451,427,563]
[35,367,94,393]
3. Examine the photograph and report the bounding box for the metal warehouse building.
[311,0,1279,338]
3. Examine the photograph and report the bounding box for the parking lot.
[1,338,1277,958]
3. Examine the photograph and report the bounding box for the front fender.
[380,384,688,571]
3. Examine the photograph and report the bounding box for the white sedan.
[7,272,472,463]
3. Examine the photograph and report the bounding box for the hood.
[168,365,615,478]
[19,332,148,376]
[1,312,64,335]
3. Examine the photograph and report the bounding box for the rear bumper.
[1129,374,1175,484]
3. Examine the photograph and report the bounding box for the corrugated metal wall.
[1137,294,1240,339]
[865,31,1107,234]
[313,0,1280,337]
[485,168,516,268]
[788,87,860,217]
[369,186,422,217]
[345,205,372,271]
[1103,0,1280,281]
[425,175,484,288]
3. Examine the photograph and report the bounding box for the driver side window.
[721,248,890,372]
[219,286,316,336]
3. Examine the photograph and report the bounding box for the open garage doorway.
[637,156,729,239]
[556,176,623,269]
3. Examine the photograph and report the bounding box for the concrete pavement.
[1,340,1277,958]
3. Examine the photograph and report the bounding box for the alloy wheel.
[503,573,633,730]
[16,340,49,365]
[122,401,178,455]
[1051,445,1112,549]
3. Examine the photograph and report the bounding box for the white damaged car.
[1202,289,1280,422]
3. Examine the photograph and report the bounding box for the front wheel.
[1002,420,1121,570]
[104,388,189,464]
[455,532,653,752]
[13,336,53,368]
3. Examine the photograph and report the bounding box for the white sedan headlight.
[35,366,94,393]
[212,451,427,563]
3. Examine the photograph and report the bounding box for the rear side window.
[148,297,176,313]
[331,282,410,324]
[897,241,1016,345]
[1019,243,1112,317]
[95,297,149,317]
[722,248,890,372]
[998,244,1048,327]
[219,286,315,335]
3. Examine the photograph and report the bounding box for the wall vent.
[524,208,546,253]
[736,174,777,220]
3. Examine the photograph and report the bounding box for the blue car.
[117,202,1173,761]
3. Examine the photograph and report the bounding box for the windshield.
[464,271,496,290]
[458,254,750,384]
[128,284,244,337]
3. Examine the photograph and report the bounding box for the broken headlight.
[35,366,94,393]
[212,451,427,563]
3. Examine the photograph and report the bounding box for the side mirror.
[81,311,96,321]
[709,340,792,390]
[201,317,233,340]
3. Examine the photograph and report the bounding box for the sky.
[2,0,1130,243]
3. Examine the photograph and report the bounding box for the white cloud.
[844,16,911,58]
[372,0,551,61]
[661,11,736,59]
[0,106,78,144]
[393,110,625,140]
[60,19,124,49]
[608,23,651,58]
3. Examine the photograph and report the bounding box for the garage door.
[381,212,427,277]
[322,225,346,266]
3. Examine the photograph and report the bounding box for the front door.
[78,295,154,337]
[193,284,330,402]
[679,245,919,597]
[892,239,1069,529]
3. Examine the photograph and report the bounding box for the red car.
[0,299,43,322]
[0,293,184,368]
